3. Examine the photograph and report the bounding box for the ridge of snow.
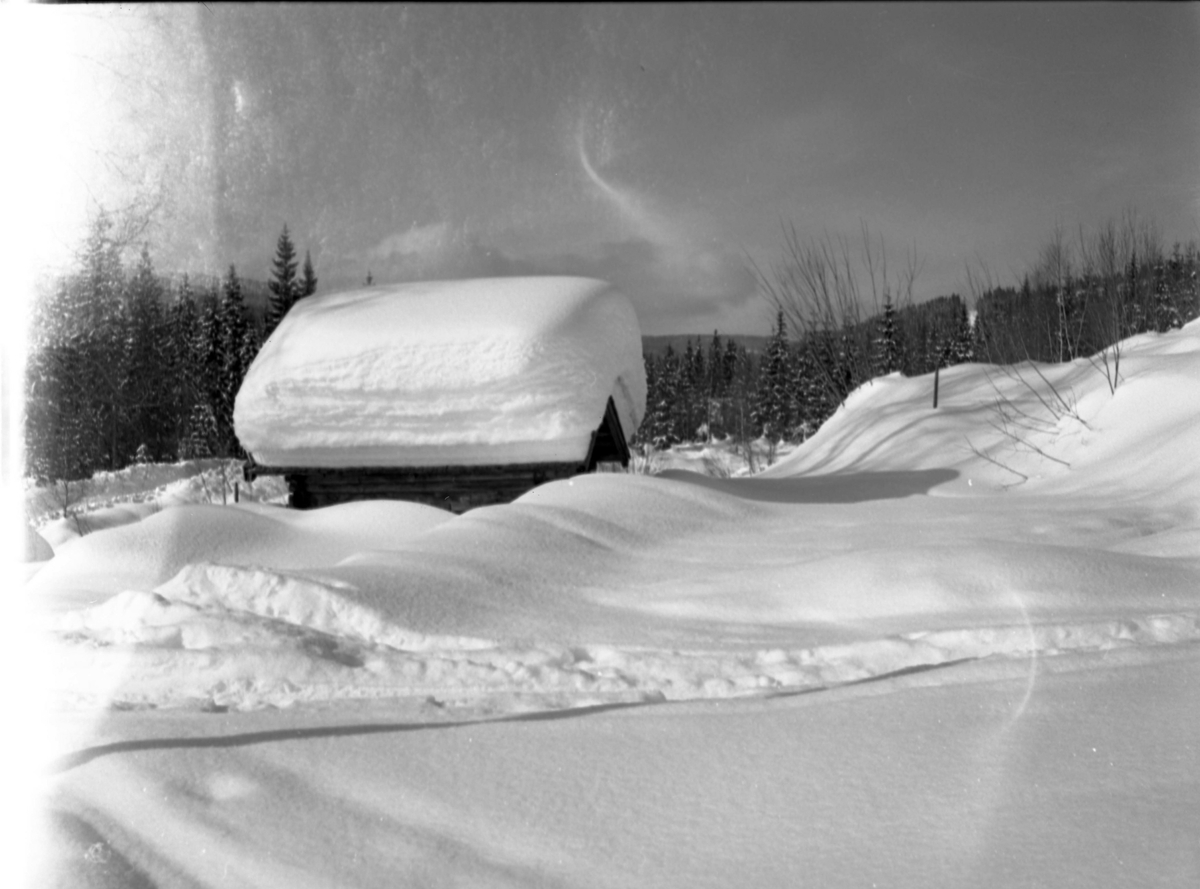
[155,563,497,653]
[33,319,1200,717]
[764,317,1200,506]
[49,582,1200,712]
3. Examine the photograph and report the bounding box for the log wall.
[272,462,585,512]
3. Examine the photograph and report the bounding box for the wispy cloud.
[571,112,759,330]
[368,222,455,261]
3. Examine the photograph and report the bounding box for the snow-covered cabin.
[235,276,647,511]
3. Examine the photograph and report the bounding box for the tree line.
[973,216,1198,365]
[637,215,1199,452]
[26,210,1200,484]
[24,211,316,484]
[635,294,975,450]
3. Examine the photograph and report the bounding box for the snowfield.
[16,320,1200,887]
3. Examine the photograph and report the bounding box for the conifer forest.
[23,213,316,485]
[23,210,1200,484]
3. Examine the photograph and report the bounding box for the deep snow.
[234,277,647,468]
[17,319,1200,887]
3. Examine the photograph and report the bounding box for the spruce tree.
[217,264,251,454]
[790,339,828,439]
[1184,245,1200,321]
[24,281,98,484]
[77,213,130,470]
[124,246,169,460]
[721,337,739,390]
[1126,252,1145,335]
[873,296,902,375]
[636,354,668,449]
[195,289,223,446]
[25,210,138,476]
[705,330,724,438]
[301,249,318,298]
[753,311,792,440]
[265,224,299,337]
[1153,257,1181,332]
[947,299,975,364]
[656,346,683,447]
[182,401,220,460]
[167,275,201,456]
[680,338,707,440]
[75,210,126,333]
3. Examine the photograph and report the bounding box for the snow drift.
[23,319,1200,888]
[31,319,1200,714]
[233,277,647,468]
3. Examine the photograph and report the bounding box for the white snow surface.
[233,276,647,467]
[20,319,1200,887]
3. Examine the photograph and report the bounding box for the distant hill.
[642,334,769,357]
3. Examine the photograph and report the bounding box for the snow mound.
[234,276,647,468]
[48,576,1200,711]
[765,318,1200,506]
[33,318,1200,717]
[25,500,454,608]
[155,562,495,652]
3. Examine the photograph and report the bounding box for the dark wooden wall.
[279,462,584,512]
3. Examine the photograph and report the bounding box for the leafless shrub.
[626,447,662,475]
[750,220,922,406]
[48,477,93,537]
[195,458,243,504]
[700,453,732,479]
[964,437,1030,489]
[968,355,1088,486]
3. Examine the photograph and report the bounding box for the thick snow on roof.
[234,276,647,468]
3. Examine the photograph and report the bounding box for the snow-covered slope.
[23,320,1200,888]
[766,322,1200,510]
[234,277,647,468]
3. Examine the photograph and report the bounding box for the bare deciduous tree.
[749,221,923,408]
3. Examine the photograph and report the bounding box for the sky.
[5,2,1200,335]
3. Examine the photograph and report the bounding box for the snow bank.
[26,459,289,554]
[31,322,1200,711]
[234,277,647,468]
[766,318,1200,508]
[25,500,453,611]
[29,316,1200,887]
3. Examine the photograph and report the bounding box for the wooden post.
[234,482,240,503]
[933,365,940,409]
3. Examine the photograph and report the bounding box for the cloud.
[357,204,759,333]
[566,116,761,330]
[527,237,759,333]
[368,222,454,261]
[352,223,539,285]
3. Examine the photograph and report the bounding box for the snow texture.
[20,319,1200,888]
[233,277,647,467]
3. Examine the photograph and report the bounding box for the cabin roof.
[234,276,646,468]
